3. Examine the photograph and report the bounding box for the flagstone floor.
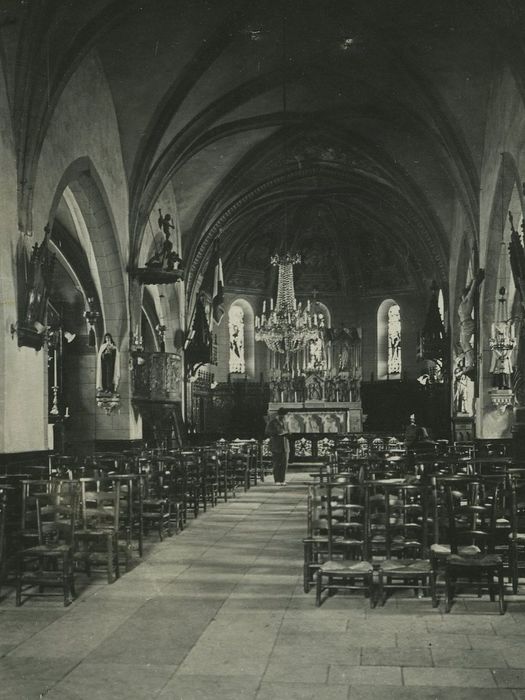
[1,472,525,699]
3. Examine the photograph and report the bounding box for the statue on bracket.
[96,333,120,397]
[453,348,475,416]
[15,224,55,350]
[145,209,183,272]
[490,321,515,390]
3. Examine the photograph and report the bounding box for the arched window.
[229,304,245,373]
[387,304,402,375]
[377,299,402,379]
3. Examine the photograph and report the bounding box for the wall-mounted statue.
[96,333,120,396]
[457,268,485,373]
[490,321,515,390]
[453,350,474,416]
[16,224,55,349]
[145,209,183,271]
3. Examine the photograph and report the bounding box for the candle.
[65,406,70,418]
[263,300,266,313]
[307,299,311,312]
[54,348,58,384]
[270,298,274,310]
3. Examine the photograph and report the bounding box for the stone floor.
[1,471,525,699]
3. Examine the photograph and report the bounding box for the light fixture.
[254,11,320,360]
[83,296,100,346]
[255,253,319,355]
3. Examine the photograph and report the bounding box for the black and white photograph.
[1,1,525,698]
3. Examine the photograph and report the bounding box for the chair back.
[444,480,500,555]
[80,479,120,531]
[36,488,78,547]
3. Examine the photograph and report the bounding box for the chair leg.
[63,555,73,606]
[315,570,323,607]
[107,534,115,583]
[445,572,454,613]
[303,542,312,593]
[114,536,120,580]
[498,566,506,615]
[15,556,22,607]
[431,570,438,608]
[510,544,518,595]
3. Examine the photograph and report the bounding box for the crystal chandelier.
[255,253,319,354]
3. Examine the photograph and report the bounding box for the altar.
[267,402,362,434]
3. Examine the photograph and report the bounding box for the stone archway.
[48,159,140,451]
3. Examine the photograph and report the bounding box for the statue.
[269,380,281,403]
[332,325,360,372]
[145,209,183,271]
[336,375,350,402]
[306,374,323,401]
[293,374,306,402]
[350,366,362,402]
[96,333,120,396]
[453,351,474,416]
[457,268,485,372]
[324,376,337,402]
[490,322,515,389]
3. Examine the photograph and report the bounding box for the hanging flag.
[211,238,224,326]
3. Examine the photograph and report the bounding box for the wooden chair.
[442,482,506,614]
[110,474,143,566]
[227,449,250,492]
[200,450,219,510]
[303,484,330,592]
[16,484,79,606]
[375,482,434,606]
[76,479,121,584]
[315,479,375,607]
[20,479,57,546]
[509,473,525,594]
[178,451,203,519]
[141,469,173,541]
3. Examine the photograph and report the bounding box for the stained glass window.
[229,304,245,373]
[387,304,401,375]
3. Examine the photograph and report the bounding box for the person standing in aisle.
[265,407,289,485]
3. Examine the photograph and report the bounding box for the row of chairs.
[304,469,525,613]
[0,441,265,606]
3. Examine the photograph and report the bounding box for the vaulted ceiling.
[3,0,525,301]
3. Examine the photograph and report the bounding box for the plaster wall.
[0,52,48,453]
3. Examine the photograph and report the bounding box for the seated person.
[412,426,437,453]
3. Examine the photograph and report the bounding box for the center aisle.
[2,472,524,699]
